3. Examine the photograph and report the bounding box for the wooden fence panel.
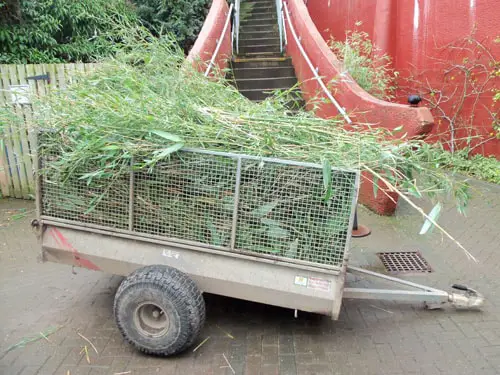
[0,63,97,198]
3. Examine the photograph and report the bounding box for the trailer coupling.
[448,284,484,309]
[344,266,484,310]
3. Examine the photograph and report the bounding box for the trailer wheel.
[113,265,205,356]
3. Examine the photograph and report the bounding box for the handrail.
[276,0,284,53]
[282,2,352,124]
[282,5,287,47]
[233,0,241,55]
[205,3,234,77]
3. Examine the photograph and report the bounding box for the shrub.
[0,0,138,63]
[131,0,211,53]
[328,30,398,101]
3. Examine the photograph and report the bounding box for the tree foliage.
[131,0,211,53]
[0,0,212,63]
[0,0,138,63]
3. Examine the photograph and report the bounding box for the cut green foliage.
[29,29,477,259]
[328,29,398,101]
[4,326,60,353]
[322,160,333,201]
[251,201,280,218]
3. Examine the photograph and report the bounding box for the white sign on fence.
[10,85,31,104]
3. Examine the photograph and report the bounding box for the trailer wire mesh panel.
[40,147,130,230]
[377,251,432,274]
[40,145,359,268]
[236,160,357,266]
[133,153,237,246]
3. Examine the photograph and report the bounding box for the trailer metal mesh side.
[236,160,356,266]
[40,149,130,230]
[40,146,358,267]
[133,153,237,247]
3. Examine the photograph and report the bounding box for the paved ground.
[1,179,499,375]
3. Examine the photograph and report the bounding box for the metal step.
[245,0,275,5]
[238,51,283,59]
[247,4,275,12]
[232,66,296,79]
[232,57,293,69]
[239,44,281,54]
[245,11,277,19]
[238,30,279,39]
[234,76,298,90]
[239,37,281,47]
[238,87,299,101]
[241,17,277,26]
[240,24,279,33]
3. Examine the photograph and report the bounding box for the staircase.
[231,0,301,104]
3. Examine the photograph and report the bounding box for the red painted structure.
[307,0,500,158]
[284,0,436,214]
[187,0,232,73]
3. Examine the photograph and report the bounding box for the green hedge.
[132,0,211,53]
[0,0,211,63]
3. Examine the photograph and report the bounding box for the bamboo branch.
[363,165,477,262]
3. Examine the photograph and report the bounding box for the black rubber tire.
[113,265,205,356]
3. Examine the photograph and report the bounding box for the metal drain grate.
[377,251,432,273]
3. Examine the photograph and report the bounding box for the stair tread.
[233,57,291,62]
[239,43,281,47]
[246,12,277,17]
[239,36,281,40]
[239,35,280,39]
[239,87,296,92]
[239,53,283,57]
[233,66,294,70]
[239,30,279,34]
[235,76,297,82]
[241,17,277,22]
[241,24,277,27]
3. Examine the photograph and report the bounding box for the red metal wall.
[285,0,438,215]
[307,0,500,158]
[187,0,232,74]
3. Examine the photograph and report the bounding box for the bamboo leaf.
[323,160,332,201]
[372,175,379,198]
[261,218,282,226]
[206,216,223,246]
[101,145,121,150]
[285,238,299,259]
[251,200,279,218]
[152,130,183,143]
[151,143,183,160]
[267,226,289,239]
[408,185,422,198]
[419,202,442,235]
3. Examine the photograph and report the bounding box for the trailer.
[33,147,484,356]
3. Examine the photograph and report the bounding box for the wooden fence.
[0,63,97,198]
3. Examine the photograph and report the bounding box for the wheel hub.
[134,302,170,338]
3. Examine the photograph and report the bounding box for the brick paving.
[1,179,499,375]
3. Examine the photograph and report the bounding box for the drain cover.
[377,251,432,273]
